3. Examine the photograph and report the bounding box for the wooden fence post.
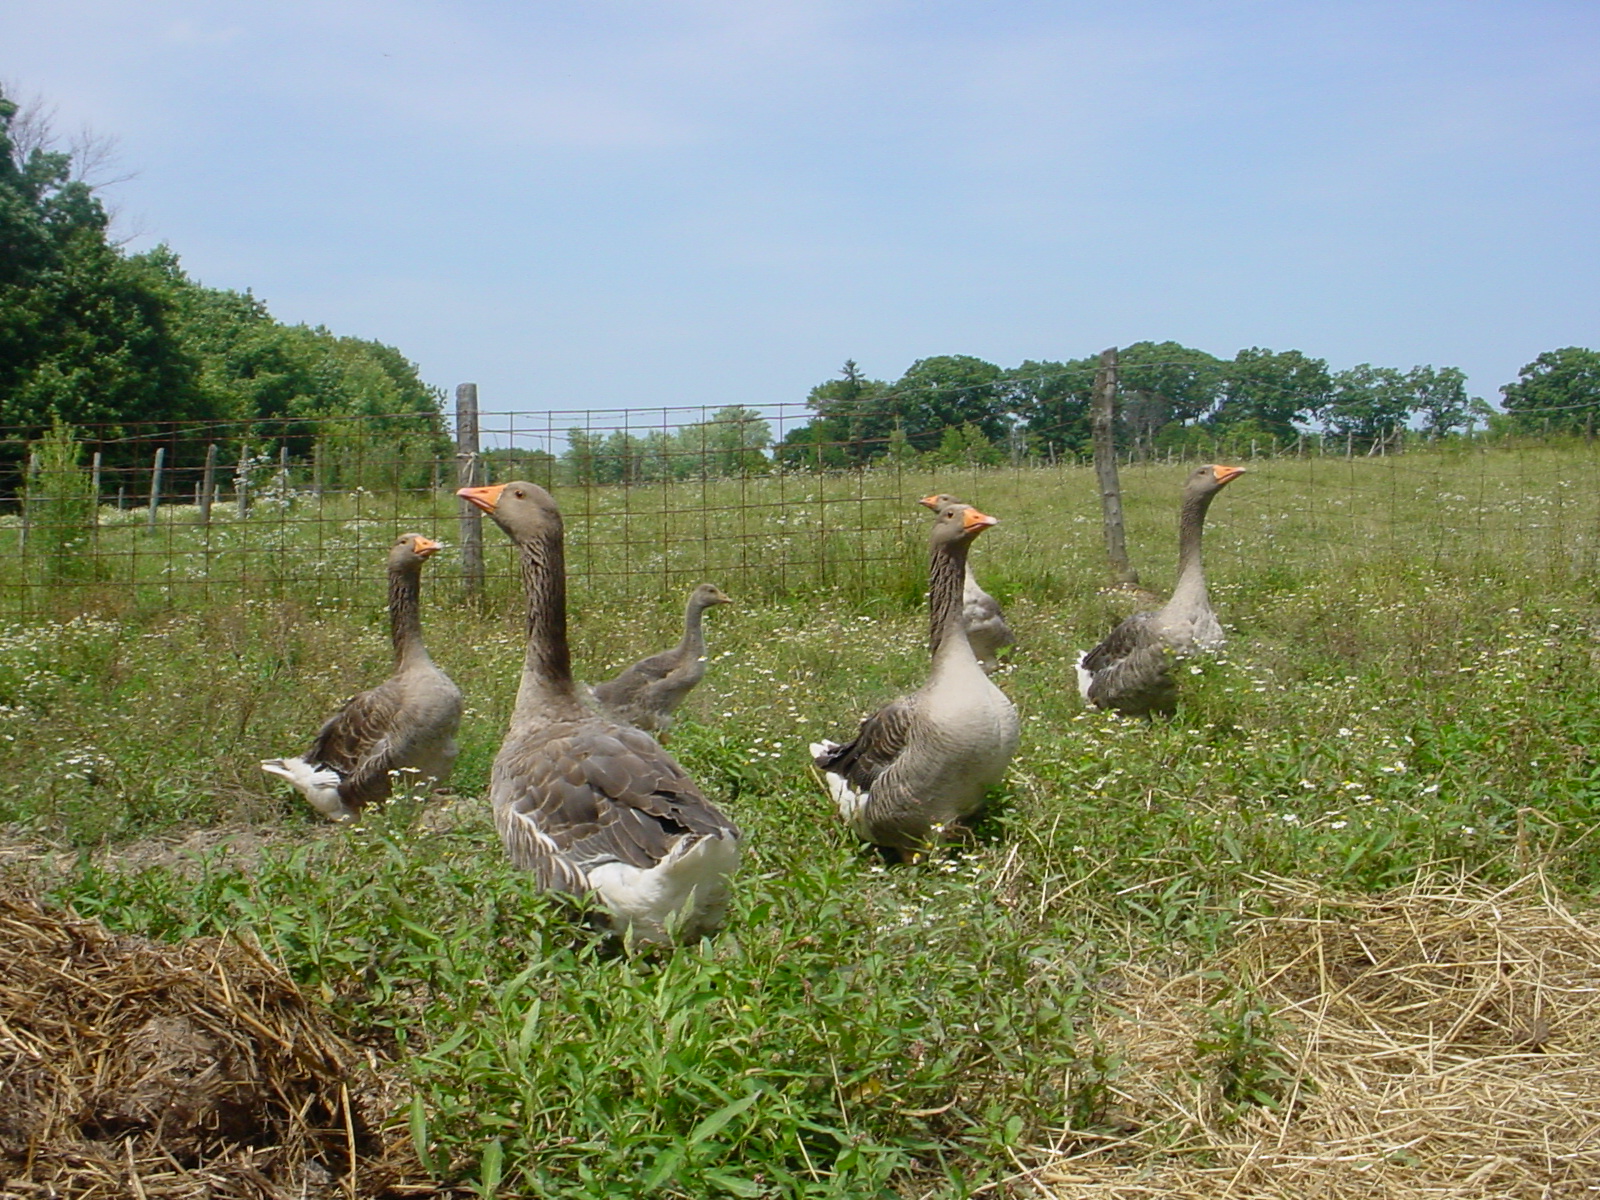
[90,451,101,527]
[147,447,165,530]
[456,383,484,601]
[236,447,250,519]
[1090,347,1139,587]
[200,443,217,525]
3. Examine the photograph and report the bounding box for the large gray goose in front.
[1076,464,1244,717]
[459,482,741,945]
[919,492,1013,672]
[261,533,462,820]
[810,503,1020,855]
[591,583,733,734]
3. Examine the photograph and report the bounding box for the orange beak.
[963,508,997,532]
[457,483,505,514]
[918,494,942,510]
[412,535,442,557]
[1212,465,1246,486]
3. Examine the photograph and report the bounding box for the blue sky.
[5,1,1597,420]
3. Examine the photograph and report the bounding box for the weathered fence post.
[147,447,165,531]
[90,451,101,527]
[200,443,217,525]
[1090,347,1139,587]
[312,442,323,498]
[456,383,484,601]
[236,447,250,519]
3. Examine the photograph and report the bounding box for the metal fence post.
[456,383,484,601]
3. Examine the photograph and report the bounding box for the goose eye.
[513,488,526,498]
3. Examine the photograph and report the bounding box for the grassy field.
[5,441,1600,1197]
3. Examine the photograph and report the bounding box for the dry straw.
[0,882,430,1199]
[1001,872,1600,1199]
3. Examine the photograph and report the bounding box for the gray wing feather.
[492,717,740,895]
[812,696,918,794]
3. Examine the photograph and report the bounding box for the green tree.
[934,422,1004,466]
[1500,347,1600,433]
[671,406,772,478]
[1409,365,1472,437]
[886,355,1007,452]
[1119,341,1224,428]
[1213,348,1331,438]
[801,360,891,463]
[1322,364,1412,446]
[1008,357,1097,459]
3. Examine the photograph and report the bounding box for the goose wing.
[812,695,917,795]
[591,647,685,706]
[492,717,739,893]
[304,680,409,809]
[1079,613,1178,716]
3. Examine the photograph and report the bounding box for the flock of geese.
[261,465,1244,945]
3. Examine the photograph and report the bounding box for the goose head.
[691,583,734,610]
[918,492,961,512]
[457,481,563,543]
[931,502,998,547]
[390,532,442,569]
[1185,464,1245,499]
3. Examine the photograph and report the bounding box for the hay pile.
[1022,873,1600,1199]
[0,882,432,1199]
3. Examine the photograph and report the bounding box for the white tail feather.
[260,757,353,821]
[585,831,740,945]
[1074,652,1094,703]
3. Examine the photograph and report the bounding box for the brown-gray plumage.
[810,504,1020,854]
[458,481,741,945]
[919,492,1014,672]
[590,583,733,733]
[1076,464,1245,717]
[261,533,462,821]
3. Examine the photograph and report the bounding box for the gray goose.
[591,583,733,735]
[810,503,1020,855]
[262,533,462,821]
[919,492,1014,672]
[458,482,741,945]
[1076,464,1244,717]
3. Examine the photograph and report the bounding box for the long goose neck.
[678,595,708,656]
[1169,490,1216,612]
[513,530,583,717]
[389,564,429,667]
[928,536,972,659]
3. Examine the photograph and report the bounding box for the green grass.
[6,441,1600,1196]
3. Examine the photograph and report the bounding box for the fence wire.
[4,405,1599,622]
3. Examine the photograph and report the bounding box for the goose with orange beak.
[1076,464,1245,717]
[262,533,462,820]
[811,503,1019,856]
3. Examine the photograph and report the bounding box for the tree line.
[778,344,1600,469]
[0,86,447,495]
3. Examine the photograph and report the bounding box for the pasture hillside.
[3,441,1600,1197]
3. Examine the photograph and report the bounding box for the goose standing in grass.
[919,493,1014,672]
[590,583,733,735]
[261,533,462,821]
[1076,464,1245,717]
[458,482,741,945]
[811,503,1019,856]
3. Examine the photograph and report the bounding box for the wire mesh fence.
[4,403,1600,622]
